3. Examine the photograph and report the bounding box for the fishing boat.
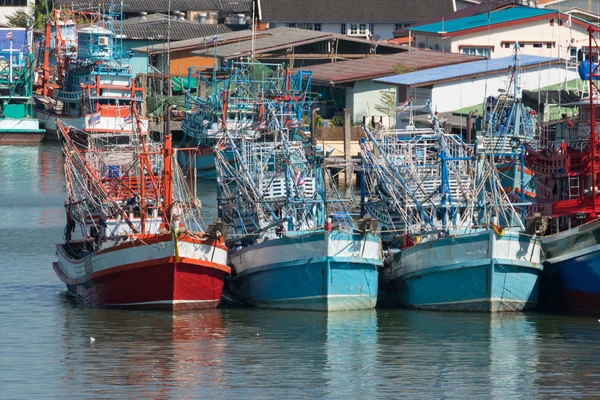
[52,115,230,310]
[215,126,382,311]
[361,102,542,312]
[0,27,45,144]
[178,61,314,179]
[34,8,148,140]
[524,27,600,314]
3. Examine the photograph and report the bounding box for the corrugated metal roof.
[132,29,256,53]
[374,55,559,86]
[191,27,332,58]
[121,14,247,41]
[260,0,455,24]
[134,27,404,56]
[294,50,483,85]
[412,6,554,34]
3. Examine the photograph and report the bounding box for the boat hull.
[0,118,45,144]
[392,230,543,312]
[542,219,600,314]
[228,230,382,311]
[54,233,230,310]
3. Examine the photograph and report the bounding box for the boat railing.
[258,175,316,201]
[54,90,82,102]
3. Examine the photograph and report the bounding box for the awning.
[171,77,198,92]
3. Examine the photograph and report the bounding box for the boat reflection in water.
[375,310,546,398]
[58,306,227,398]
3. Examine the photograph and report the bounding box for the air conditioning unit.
[98,36,109,46]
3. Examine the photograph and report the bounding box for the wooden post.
[343,108,353,192]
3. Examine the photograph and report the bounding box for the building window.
[559,19,563,26]
[547,42,553,48]
[341,23,346,34]
[314,23,322,31]
[369,23,374,35]
[287,23,296,28]
[533,43,542,48]
[359,24,366,35]
[503,42,511,48]
[0,0,27,5]
[350,24,358,35]
[434,43,439,50]
[395,23,412,30]
[549,18,554,26]
[460,46,492,58]
[418,42,425,48]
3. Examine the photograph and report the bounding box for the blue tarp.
[0,28,28,58]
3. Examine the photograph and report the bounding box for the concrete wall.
[268,21,402,40]
[123,40,162,77]
[414,18,591,59]
[541,0,596,11]
[422,63,578,113]
[350,79,396,124]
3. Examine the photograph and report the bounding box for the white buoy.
[256,333,259,336]
[90,337,95,343]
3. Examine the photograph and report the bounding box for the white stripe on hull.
[230,232,381,275]
[57,237,228,280]
[394,230,541,280]
[104,299,220,306]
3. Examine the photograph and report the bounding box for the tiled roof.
[259,0,455,23]
[120,15,247,41]
[53,0,251,13]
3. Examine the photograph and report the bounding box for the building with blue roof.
[409,5,593,61]
[373,54,579,124]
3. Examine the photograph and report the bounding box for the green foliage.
[7,10,31,28]
[392,63,416,74]
[374,89,397,120]
[313,113,323,127]
[8,0,52,28]
[330,115,344,127]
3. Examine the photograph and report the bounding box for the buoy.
[90,337,95,343]
[256,333,259,336]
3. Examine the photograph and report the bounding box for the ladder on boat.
[568,175,580,199]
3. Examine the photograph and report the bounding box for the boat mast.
[589,26,598,218]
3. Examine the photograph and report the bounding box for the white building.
[410,4,593,60]
[258,0,462,41]
[373,55,578,125]
[0,0,33,25]
[295,49,482,125]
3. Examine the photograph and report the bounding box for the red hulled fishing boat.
[53,117,230,310]
[525,26,600,313]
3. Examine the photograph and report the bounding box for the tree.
[374,89,397,123]
[7,10,31,28]
[7,0,52,28]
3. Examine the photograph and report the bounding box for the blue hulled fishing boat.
[361,99,542,312]
[216,126,382,311]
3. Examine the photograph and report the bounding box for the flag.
[565,14,572,28]
[294,169,305,187]
[397,98,411,113]
[287,118,299,129]
[124,114,132,124]
[87,112,101,126]
[3,31,12,41]
[492,224,505,237]
[256,119,267,130]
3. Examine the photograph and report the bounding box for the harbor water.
[1,143,600,399]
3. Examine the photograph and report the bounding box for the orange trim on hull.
[53,255,230,286]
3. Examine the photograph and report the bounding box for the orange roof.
[384,36,414,45]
